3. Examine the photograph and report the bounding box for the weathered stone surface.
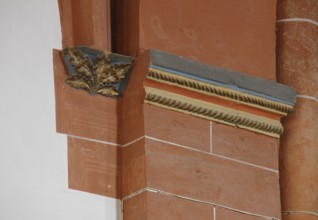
[115,0,277,80]
[213,122,279,170]
[68,137,122,198]
[277,0,318,21]
[277,22,318,98]
[139,0,277,80]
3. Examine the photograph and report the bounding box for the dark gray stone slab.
[150,49,296,105]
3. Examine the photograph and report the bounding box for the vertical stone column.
[277,1,318,219]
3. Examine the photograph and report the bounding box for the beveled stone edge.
[145,87,283,138]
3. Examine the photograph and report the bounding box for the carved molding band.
[145,87,283,138]
[148,68,293,115]
[63,47,133,98]
[144,49,296,138]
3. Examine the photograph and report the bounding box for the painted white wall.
[0,1,119,219]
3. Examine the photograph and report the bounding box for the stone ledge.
[150,49,296,105]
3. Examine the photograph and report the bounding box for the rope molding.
[145,87,283,138]
[148,68,294,115]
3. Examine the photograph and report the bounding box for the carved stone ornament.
[63,47,133,97]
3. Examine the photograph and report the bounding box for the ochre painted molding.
[144,50,296,138]
[145,87,283,138]
[144,78,282,121]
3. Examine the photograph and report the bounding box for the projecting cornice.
[59,47,296,138]
[144,49,297,138]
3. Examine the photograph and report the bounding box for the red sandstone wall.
[55,1,284,219]
[115,0,277,80]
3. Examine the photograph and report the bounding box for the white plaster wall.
[0,1,118,219]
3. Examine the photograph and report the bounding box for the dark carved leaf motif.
[65,48,131,97]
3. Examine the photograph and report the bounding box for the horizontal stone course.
[68,136,122,198]
[212,122,279,170]
[144,104,211,153]
[144,138,281,218]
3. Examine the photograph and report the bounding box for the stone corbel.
[63,47,133,97]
